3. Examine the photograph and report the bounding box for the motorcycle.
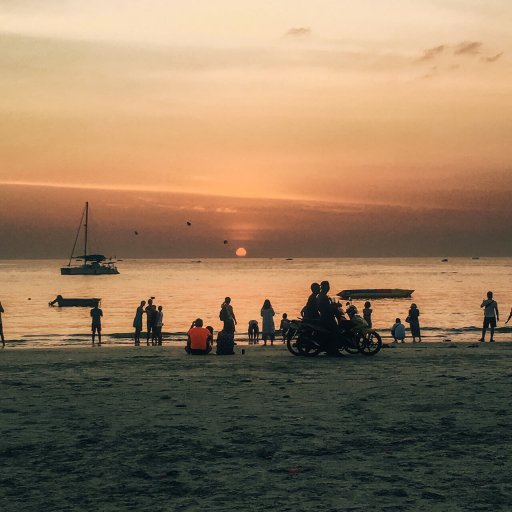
[286,317,382,357]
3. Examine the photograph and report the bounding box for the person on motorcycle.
[301,282,321,320]
[317,281,339,332]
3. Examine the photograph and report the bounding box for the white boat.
[60,202,119,275]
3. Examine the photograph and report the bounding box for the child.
[391,318,406,343]
[363,301,373,328]
[248,320,259,344]
[280,313,290,343]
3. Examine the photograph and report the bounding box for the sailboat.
[60,202,120,275]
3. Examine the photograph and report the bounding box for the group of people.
[133,298,164,346]
[0,289,509,349]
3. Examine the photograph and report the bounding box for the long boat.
[337,289,414,300]
[49,295,101,307]
[61,202,119,275]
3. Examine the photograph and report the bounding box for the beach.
[1,343,511,511]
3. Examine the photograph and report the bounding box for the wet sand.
[1,343,511,511]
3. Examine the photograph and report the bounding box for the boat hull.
[338,289,414,300]
[61,265,119,275]
[50,297,101,307]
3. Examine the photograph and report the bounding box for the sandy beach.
[1,343,511,511]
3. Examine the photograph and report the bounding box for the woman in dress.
[407,303,422,342]
[261,299,276,346]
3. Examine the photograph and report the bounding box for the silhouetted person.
[90,304,103,346]
[301,282,321,320]
[261,299,276,346]
[407,303,422,342]
[145,299,157,345]
[154,305,164,345]
[363,301,373,328]
[280,313,290,343]
[506,308,512,325]
[133,300,145,346]
[248,320,260,344]
[391,318,405,343]
[187,318,212,355]
[0,301,5,348]
[220,297,237,333]
[317,281,338,331]
[480,291,499,342]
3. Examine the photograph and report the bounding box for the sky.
[1,1,511,257]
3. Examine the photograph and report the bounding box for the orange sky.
[1,1,511,256]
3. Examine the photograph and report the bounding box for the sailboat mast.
[84,202,89,259]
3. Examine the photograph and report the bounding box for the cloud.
[285,27,311,38]
[454,41,482,56]
[419,45,445,62]
[484,52,503,63]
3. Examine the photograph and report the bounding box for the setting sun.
[235,247,247,257]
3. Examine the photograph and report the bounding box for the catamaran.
[60,202,119,275]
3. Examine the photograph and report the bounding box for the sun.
[235,247,247,257]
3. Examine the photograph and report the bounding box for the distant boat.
[49,295,100,307]
[337,289,414,300]
[472,257,480,260]
[61,202,119,275]
[441,258,449,262]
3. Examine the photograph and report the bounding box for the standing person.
[220,297,237,334]
[506,308,512,324]
[154,305,164,345]
[407,303,422,342]
[363,301,373,328]
[480,291,499,342]
[248,320,259,344]
[301,283,321,319]
[145,299,157,346]
[280,313,290,343]
[186,318,212,355]
[133,300,145,346]
[261,299,276,346]
[90,304,103,346]
[0,301,5,348]
[391,318,405,343]
[317,281,338,332]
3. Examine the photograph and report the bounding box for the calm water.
[1,258,511,347]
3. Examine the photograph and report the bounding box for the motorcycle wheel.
[297,333,322,357]
[286,330,302,356]
[357,331,383,356]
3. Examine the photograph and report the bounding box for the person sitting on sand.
[220,297,237,334]
[0,301,5,348]
[391,318,405,343]
[363,301,373,328]
[133,300,145,346]
[186,318,212,355]
[301,282,321,320]
[480,291,499,343]
[280,313,290,343]
[90,304,103,346]
[261,299,276,346]
[248,320,259,344]
[154,305,164,345]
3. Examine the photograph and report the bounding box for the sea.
[1,258,511,348]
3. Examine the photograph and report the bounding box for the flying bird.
[187,221,192,226]
[134,231,138,235]
[223,240,229,244]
